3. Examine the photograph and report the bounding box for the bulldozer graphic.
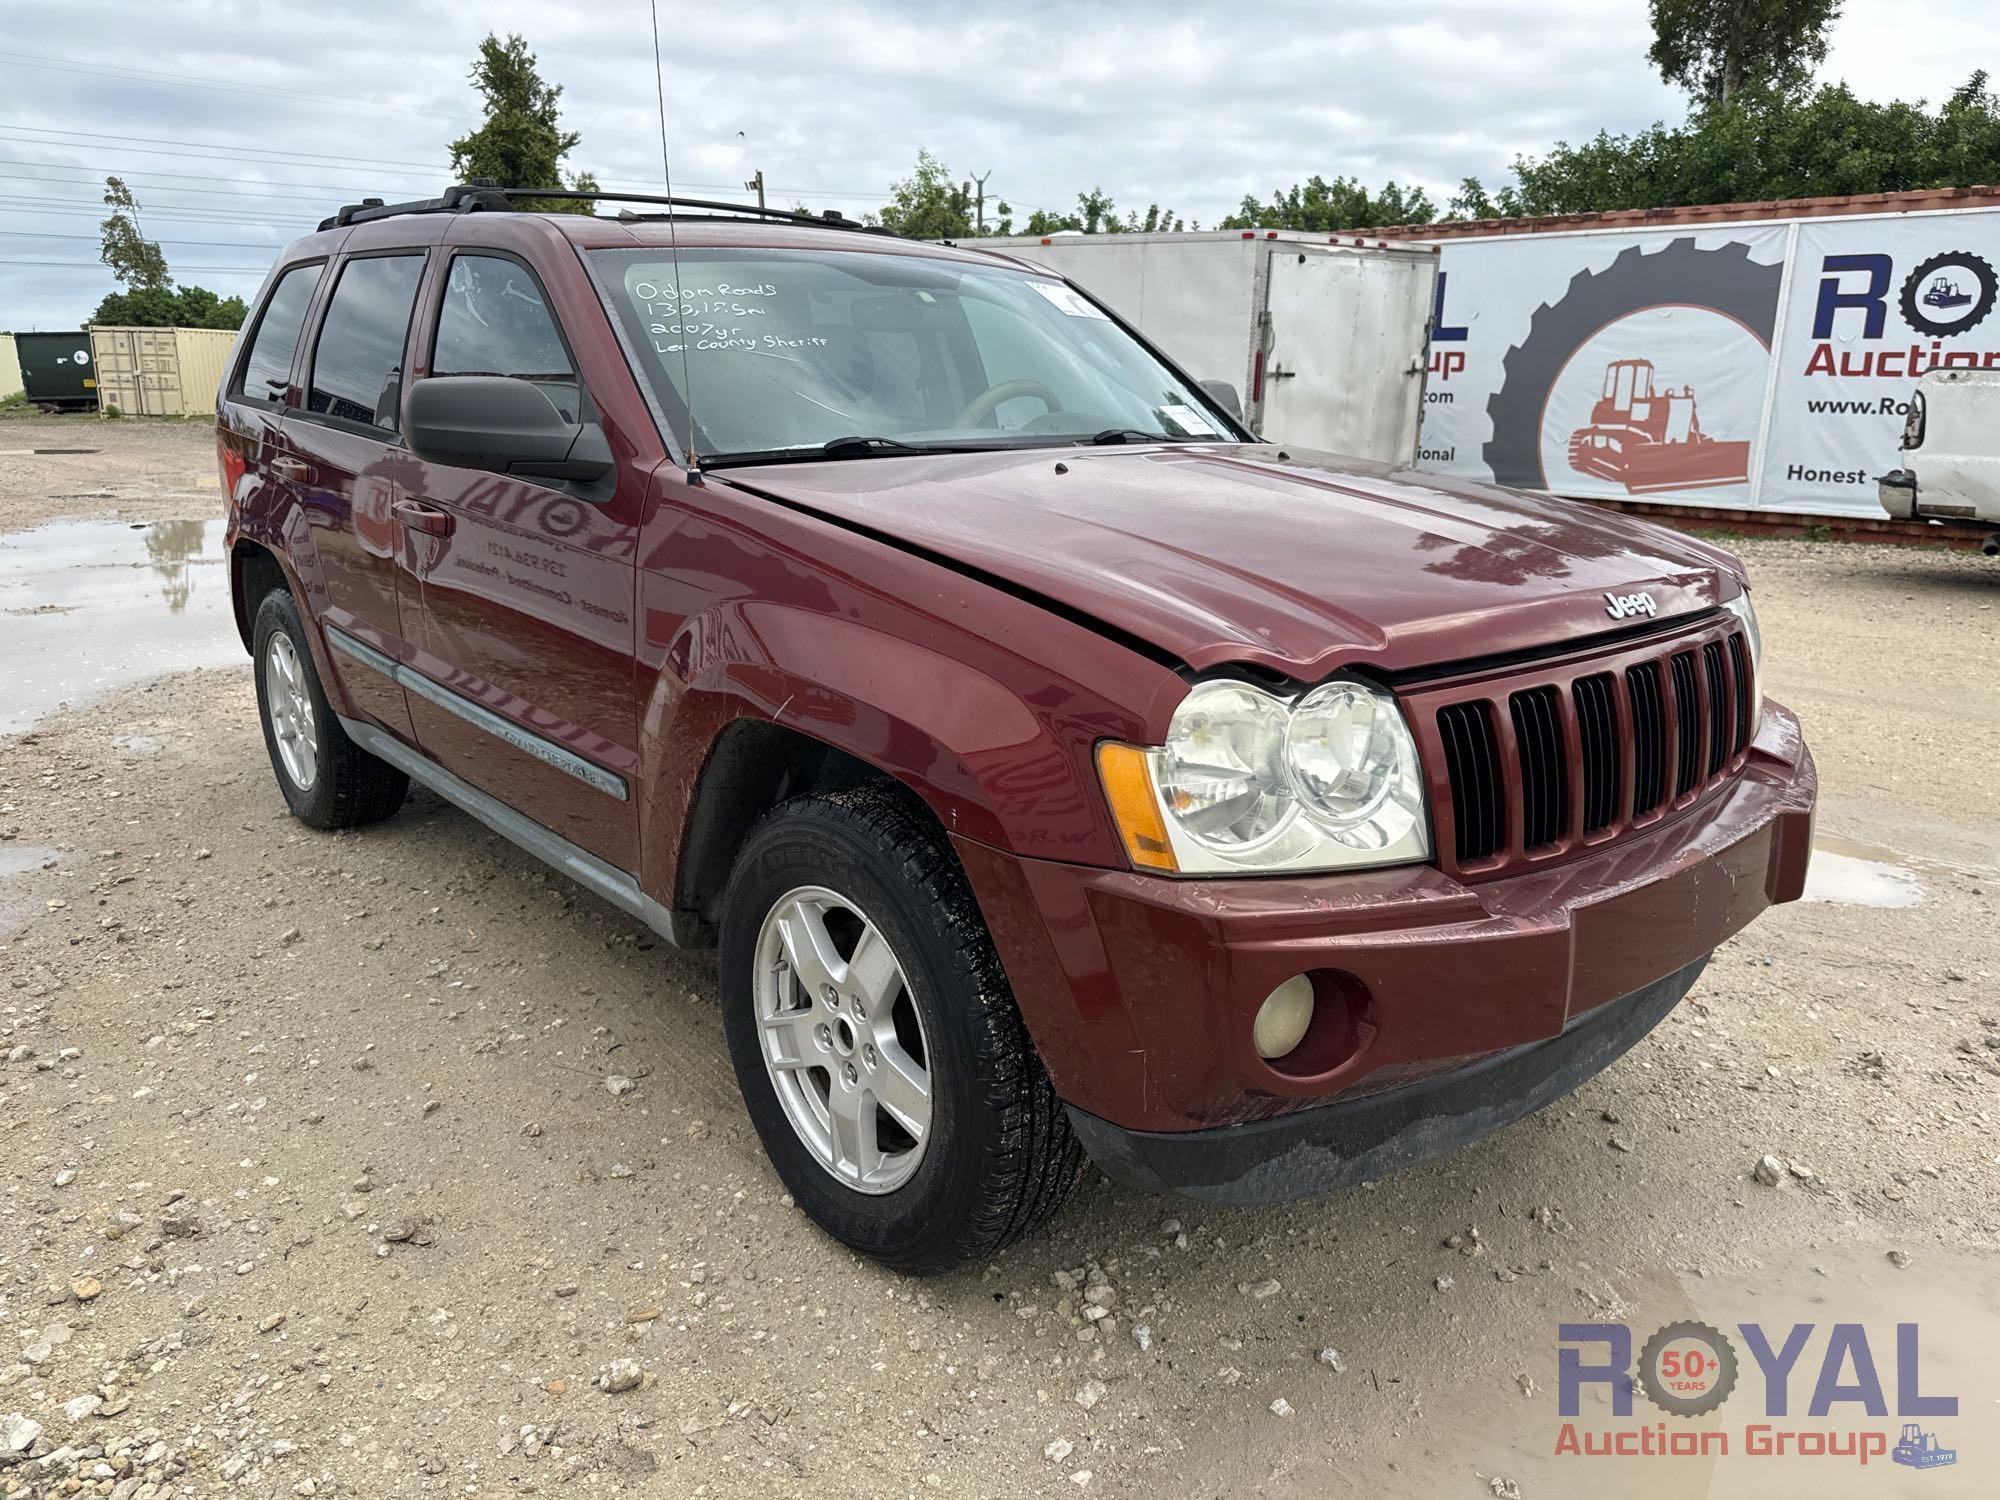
[1892,1422,1957,1470]
[1922,274,1974,311]
[1567,357,1751,494]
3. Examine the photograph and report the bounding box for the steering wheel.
[954,378,1061,429]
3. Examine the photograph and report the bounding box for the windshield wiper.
[1087,427,1199,445]
[819,434,929,458]
[702,436,1000,471]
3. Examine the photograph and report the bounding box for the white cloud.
[0,0,1986,330]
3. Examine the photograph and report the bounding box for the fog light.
[1252,975,1315,1060]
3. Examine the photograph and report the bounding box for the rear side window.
[237,262,322,402]
[433,255,580,421]
[308,254,425,432]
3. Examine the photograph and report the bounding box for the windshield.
[588,246,1236,462]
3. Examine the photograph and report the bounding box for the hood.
[715,443,1743,680]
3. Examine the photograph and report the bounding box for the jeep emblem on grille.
[1605,590,1658,620]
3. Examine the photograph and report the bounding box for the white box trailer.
[959,230,1440,464]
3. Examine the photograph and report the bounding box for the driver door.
[395,248,642,868]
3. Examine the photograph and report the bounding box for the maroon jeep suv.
[217,184,1816,1271]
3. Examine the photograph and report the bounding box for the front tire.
[252,589,408,830]
[721,786,1080,1272]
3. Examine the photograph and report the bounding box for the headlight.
[1158,681,1297,853]
[1721,589,1764,737]
[1099,677,1431,875]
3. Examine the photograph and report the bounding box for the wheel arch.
[672,716,893,928]
[641,601,1133,926]
[230,537,288,654]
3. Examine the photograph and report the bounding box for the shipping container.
[0,333,22,401]
[90,326,185,415]
[958,230,1439,464]
[172,327,237,414]
[79,325,239,417]
[16,331,98,410]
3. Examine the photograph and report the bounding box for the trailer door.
[1259,249,1435,464]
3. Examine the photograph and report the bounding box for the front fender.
[638,599,1137,908]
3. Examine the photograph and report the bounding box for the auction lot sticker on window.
[1027,280,1110,319]
[1418,209,2000,517]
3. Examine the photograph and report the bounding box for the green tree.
[1648,0,1842,106]
[1445,176,1522,221]
[1022,191,1186,236]
[448,33,596,214]
[1459,72,2000,219]
[100,176,170,290]
[1219,175,1434,232]
[873,151,979,238]
[92,284,246,329]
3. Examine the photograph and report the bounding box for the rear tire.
[720,785,1081,1272]
[252,589,408,830]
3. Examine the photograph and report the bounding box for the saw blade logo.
[1899,250,1998,338]
[1483,237,1784,498]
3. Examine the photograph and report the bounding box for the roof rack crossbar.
[503,188,877,231]
[317,181,889,236]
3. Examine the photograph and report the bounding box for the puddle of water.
[0,518,239,735]
[0,843,59,878]
[0,843,62,938]
[1802,848,1926,908]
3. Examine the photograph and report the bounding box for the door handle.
[270,456,314,481]
[392,499,455,537]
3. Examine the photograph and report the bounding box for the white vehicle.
[1878,368,2000,555]
[960,230,1439,464]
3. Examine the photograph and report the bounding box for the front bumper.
[1067,955,1706,1203]
[951,702,1815,1181]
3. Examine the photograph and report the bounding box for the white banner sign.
[1419,209,2000,517]
[1763,217,2000,513]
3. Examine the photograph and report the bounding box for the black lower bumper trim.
[1066,956,1707,1205]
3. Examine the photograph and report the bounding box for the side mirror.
[1200,380,1243,420]
[405,375,613,483]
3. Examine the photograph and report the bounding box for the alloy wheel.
[264,632,319,791]
[752,885,933,1194]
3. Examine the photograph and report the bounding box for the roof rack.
[319,180,887,235]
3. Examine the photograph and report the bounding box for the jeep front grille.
[1418,616,1755,875]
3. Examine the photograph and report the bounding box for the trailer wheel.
[1481,237,1784,489]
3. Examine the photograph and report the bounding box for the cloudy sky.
[2,0,1994,331]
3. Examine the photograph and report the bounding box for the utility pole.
[744,169,765,212]
[971,170,991,233]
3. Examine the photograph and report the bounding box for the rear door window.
[235,262,323,403]
[308,253,426,432]
[432,255,580,421]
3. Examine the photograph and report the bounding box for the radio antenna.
[649,0,700,481]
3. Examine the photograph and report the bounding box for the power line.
[0,258,267,272]
[0,51,457,120]
[0,229,288,250]
[0,200,310,230]
[0,123,453,173]
[0,171,351,206]
[0,125,917,204]
[0,191,309,218]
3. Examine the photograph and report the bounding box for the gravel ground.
[0,418,219,535]
[1,435,1996,1497]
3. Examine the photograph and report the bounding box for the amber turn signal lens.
[1097,742,1178,873]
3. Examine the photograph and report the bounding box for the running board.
[336,713,713,949]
